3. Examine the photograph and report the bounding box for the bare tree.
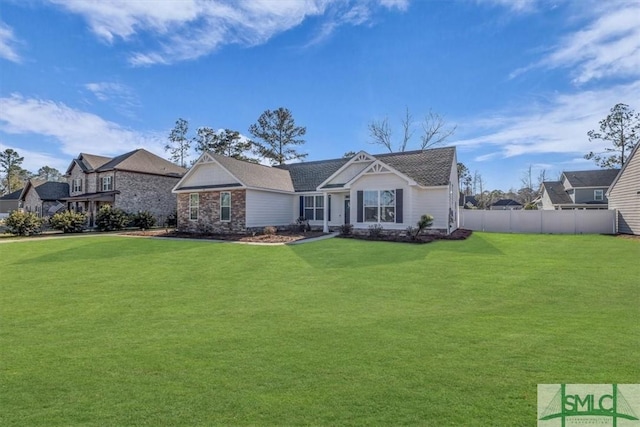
[368,107,455,152]
[420,109,457,150]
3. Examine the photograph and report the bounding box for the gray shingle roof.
[376,147,456,187]
[97,149,187,177]
[211,154,295,192]
[492,198,522,207]
[0,188,23,200]
[32,181,69,200]
[563,169,620,188]
[543,181,573,205]
[275,158,349,192]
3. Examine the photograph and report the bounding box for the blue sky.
[1,0,639,191]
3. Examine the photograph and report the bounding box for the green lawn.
[1,233,638,426]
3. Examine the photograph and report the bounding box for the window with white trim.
[101,176,113,191]
[220,192,231,221]
[189,193,199,221]
[304,195,324,221]
[594,189,604,201]
[73,178,82,192]
[364,190,395,222]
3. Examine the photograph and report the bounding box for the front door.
[344,197,350,224]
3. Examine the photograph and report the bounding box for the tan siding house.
[607,144,640,235]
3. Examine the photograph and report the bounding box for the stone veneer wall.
[114,171,181,223]
[177,189,246,234]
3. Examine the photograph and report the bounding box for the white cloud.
[474,0,539,13]
[0,94,164,158]
[456,80,640,160]
[84,82,141,118]
[47,0,408,65]
[0,21,22,63]
[511,1,640,84]
[0,141,69,174]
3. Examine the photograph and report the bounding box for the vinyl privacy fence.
[459,209,616,234]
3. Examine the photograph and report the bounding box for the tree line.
[0,149,63,195]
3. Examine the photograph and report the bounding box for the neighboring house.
[537,169,620,210]
[490,199,522,210]
[459,194,478,209]
[0,188,23,215]
[607,143,640,235]
[20,180,69,217]
[172,147,459,235]
[63,148,187,226]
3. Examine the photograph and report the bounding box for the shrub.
[368,223,384,238]
[263,226,277,235]
[50,210,87,233]
[405,226,417,239]
[165,213,177,227]
[296,216,311,232]
[4,210,43,236]
[340,223,353,236]
[415,214,434,237]
[132,211,157,230]
[95,205,129,231]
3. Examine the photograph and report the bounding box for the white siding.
[411,187,449,230]
[350,172,410,230]
[539,188,557,210]
[245,189,294,227]
[183,163,239,187]
[608,150,640,235]
[327,162,371,186]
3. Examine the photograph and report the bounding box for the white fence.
[459,209,616,234]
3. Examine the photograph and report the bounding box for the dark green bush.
[368,223,384,238]
[132,211,156,230]
[50,210,87,233]
[415,214,434,237]
[95,205,129,231]
[4,210,43,236]
[340,223,353,236]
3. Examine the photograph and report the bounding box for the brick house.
[19,180,69,217]
[172,147,459,235]
[63,149,186,226]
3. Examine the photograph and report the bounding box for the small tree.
[249,107,307,165]
[413,214,434,238]
[50,210,87,233]
[585,103,640,168]
[95,205,129,231]
[165,118,191,167]
[4,210,43,236]
[0,149,25,194]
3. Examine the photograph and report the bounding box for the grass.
[1,233,638,426]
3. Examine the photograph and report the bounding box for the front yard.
[0,233,638,425]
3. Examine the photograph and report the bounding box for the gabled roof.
[542,181,573,205]
[562,169,620,188]
[492,198,522,207]
[210,154,294,192]
[376,147,456,187]
[66,153,112,174]
[276,146,456,192]
[607,143,640,195]
[275,158,349,192]
[0,188,23,200]
[96,149,187,177]
[22,180,69,201]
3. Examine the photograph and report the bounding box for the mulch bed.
[121,229,327,243]
[338,228,473,244]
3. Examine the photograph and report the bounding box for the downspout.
[323,192,329,233]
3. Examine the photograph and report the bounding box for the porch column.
[323,192,329,233]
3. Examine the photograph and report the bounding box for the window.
[102,176,113,191]
[189,193,199,221]
[364,190,395,223]
[73,178,82,192]
[304,195,324,221]
[594,189,604,201]
[220,192,231,221]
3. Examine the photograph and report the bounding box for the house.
[172,147,459,235]
[536,169,620,210]
[63,148,186,226]
[459,194,478,209]
[0,188,23,215]
[20,180,69,217]
[607,143,640,235]
[490,199,522,210]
